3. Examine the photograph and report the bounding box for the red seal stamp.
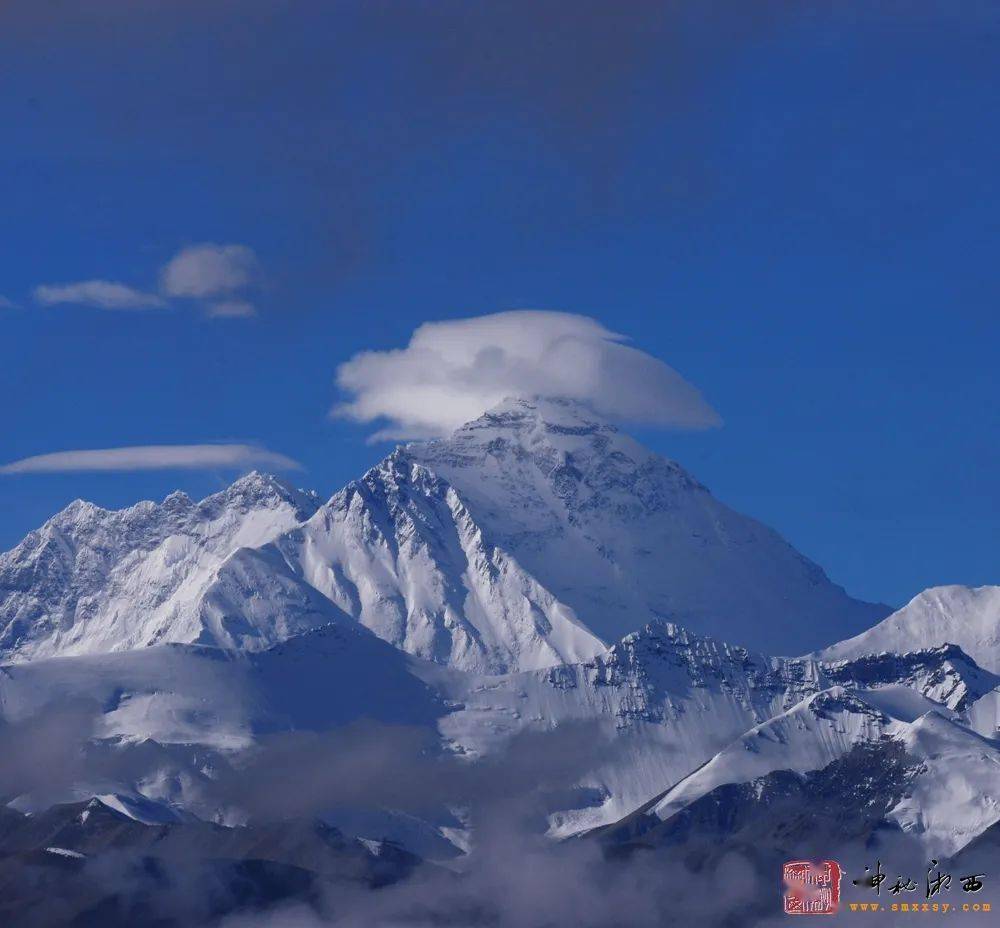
[783,860,842,915]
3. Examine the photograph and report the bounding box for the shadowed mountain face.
[592,737,1000,925]
[586,742,945,927]
[0,798,423,928]
[0,398,888,673]
[594,740,924,852]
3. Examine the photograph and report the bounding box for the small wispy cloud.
[0,295,19,309]
[0,443,301,475]
[31,243,259,319]
[33,280,166,310]
[160,243,258,299]
[207,299,257,318]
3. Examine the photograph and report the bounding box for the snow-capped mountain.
[593,731,1000,927]
[495,630,1000,837]
[2,394,997,885]
[182,396,891,672]
[645,687,897,826]
[214,392,885,673]
[0,397,887,672]
[403,397,889,656]
[0,473,319,661]
[819,584,1000,672]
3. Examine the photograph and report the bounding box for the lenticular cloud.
[334,310,721,439]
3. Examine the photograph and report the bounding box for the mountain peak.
[408,395,660,487]
[162,489,193,508]
[225,469,286,493]
[215,471,319,519]
[55,498,107,522]
[476,394,612,426]
[443,395,620,447]
[396,396,887,655]
[819,584,1000,673]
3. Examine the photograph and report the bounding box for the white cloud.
[33,281,166,310]
[29,243,259,319]
[0,295,18,309]
[0,444,301,475]
[160,243,258,298]
[206,300,257,318]
[334,310,722,439]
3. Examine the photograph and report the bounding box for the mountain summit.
[0,398,887,669]
[405,397,889,654]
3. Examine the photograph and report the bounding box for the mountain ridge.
[5,612,996,853]
[0,472,320,661]
[818,584,1000,673]
[0,397,890,671]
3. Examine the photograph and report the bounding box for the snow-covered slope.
[819,585,1000,673]
[258,449,607,674]
[647,687,893,825]
[820,643,1000,712]
[429,622,981,835]
[0,473,319,661]
[422,621,816,835]
[630,693,1000,857]
[405,397,889,655]
[487,627,999,838]
[888,711,1000,855]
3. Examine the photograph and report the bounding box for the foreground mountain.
[592,739,995,927]
[592,621,1000,859]
[2,604,999,925]
[593,734,1000,926]
[0,397,888,672]
[5,616,995,856]
[0,473,320,661]
[0,797,422,928]
[632,694,1000,856]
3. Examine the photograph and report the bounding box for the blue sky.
[1,2,997,608]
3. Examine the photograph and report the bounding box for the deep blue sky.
[1,2,997,608]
